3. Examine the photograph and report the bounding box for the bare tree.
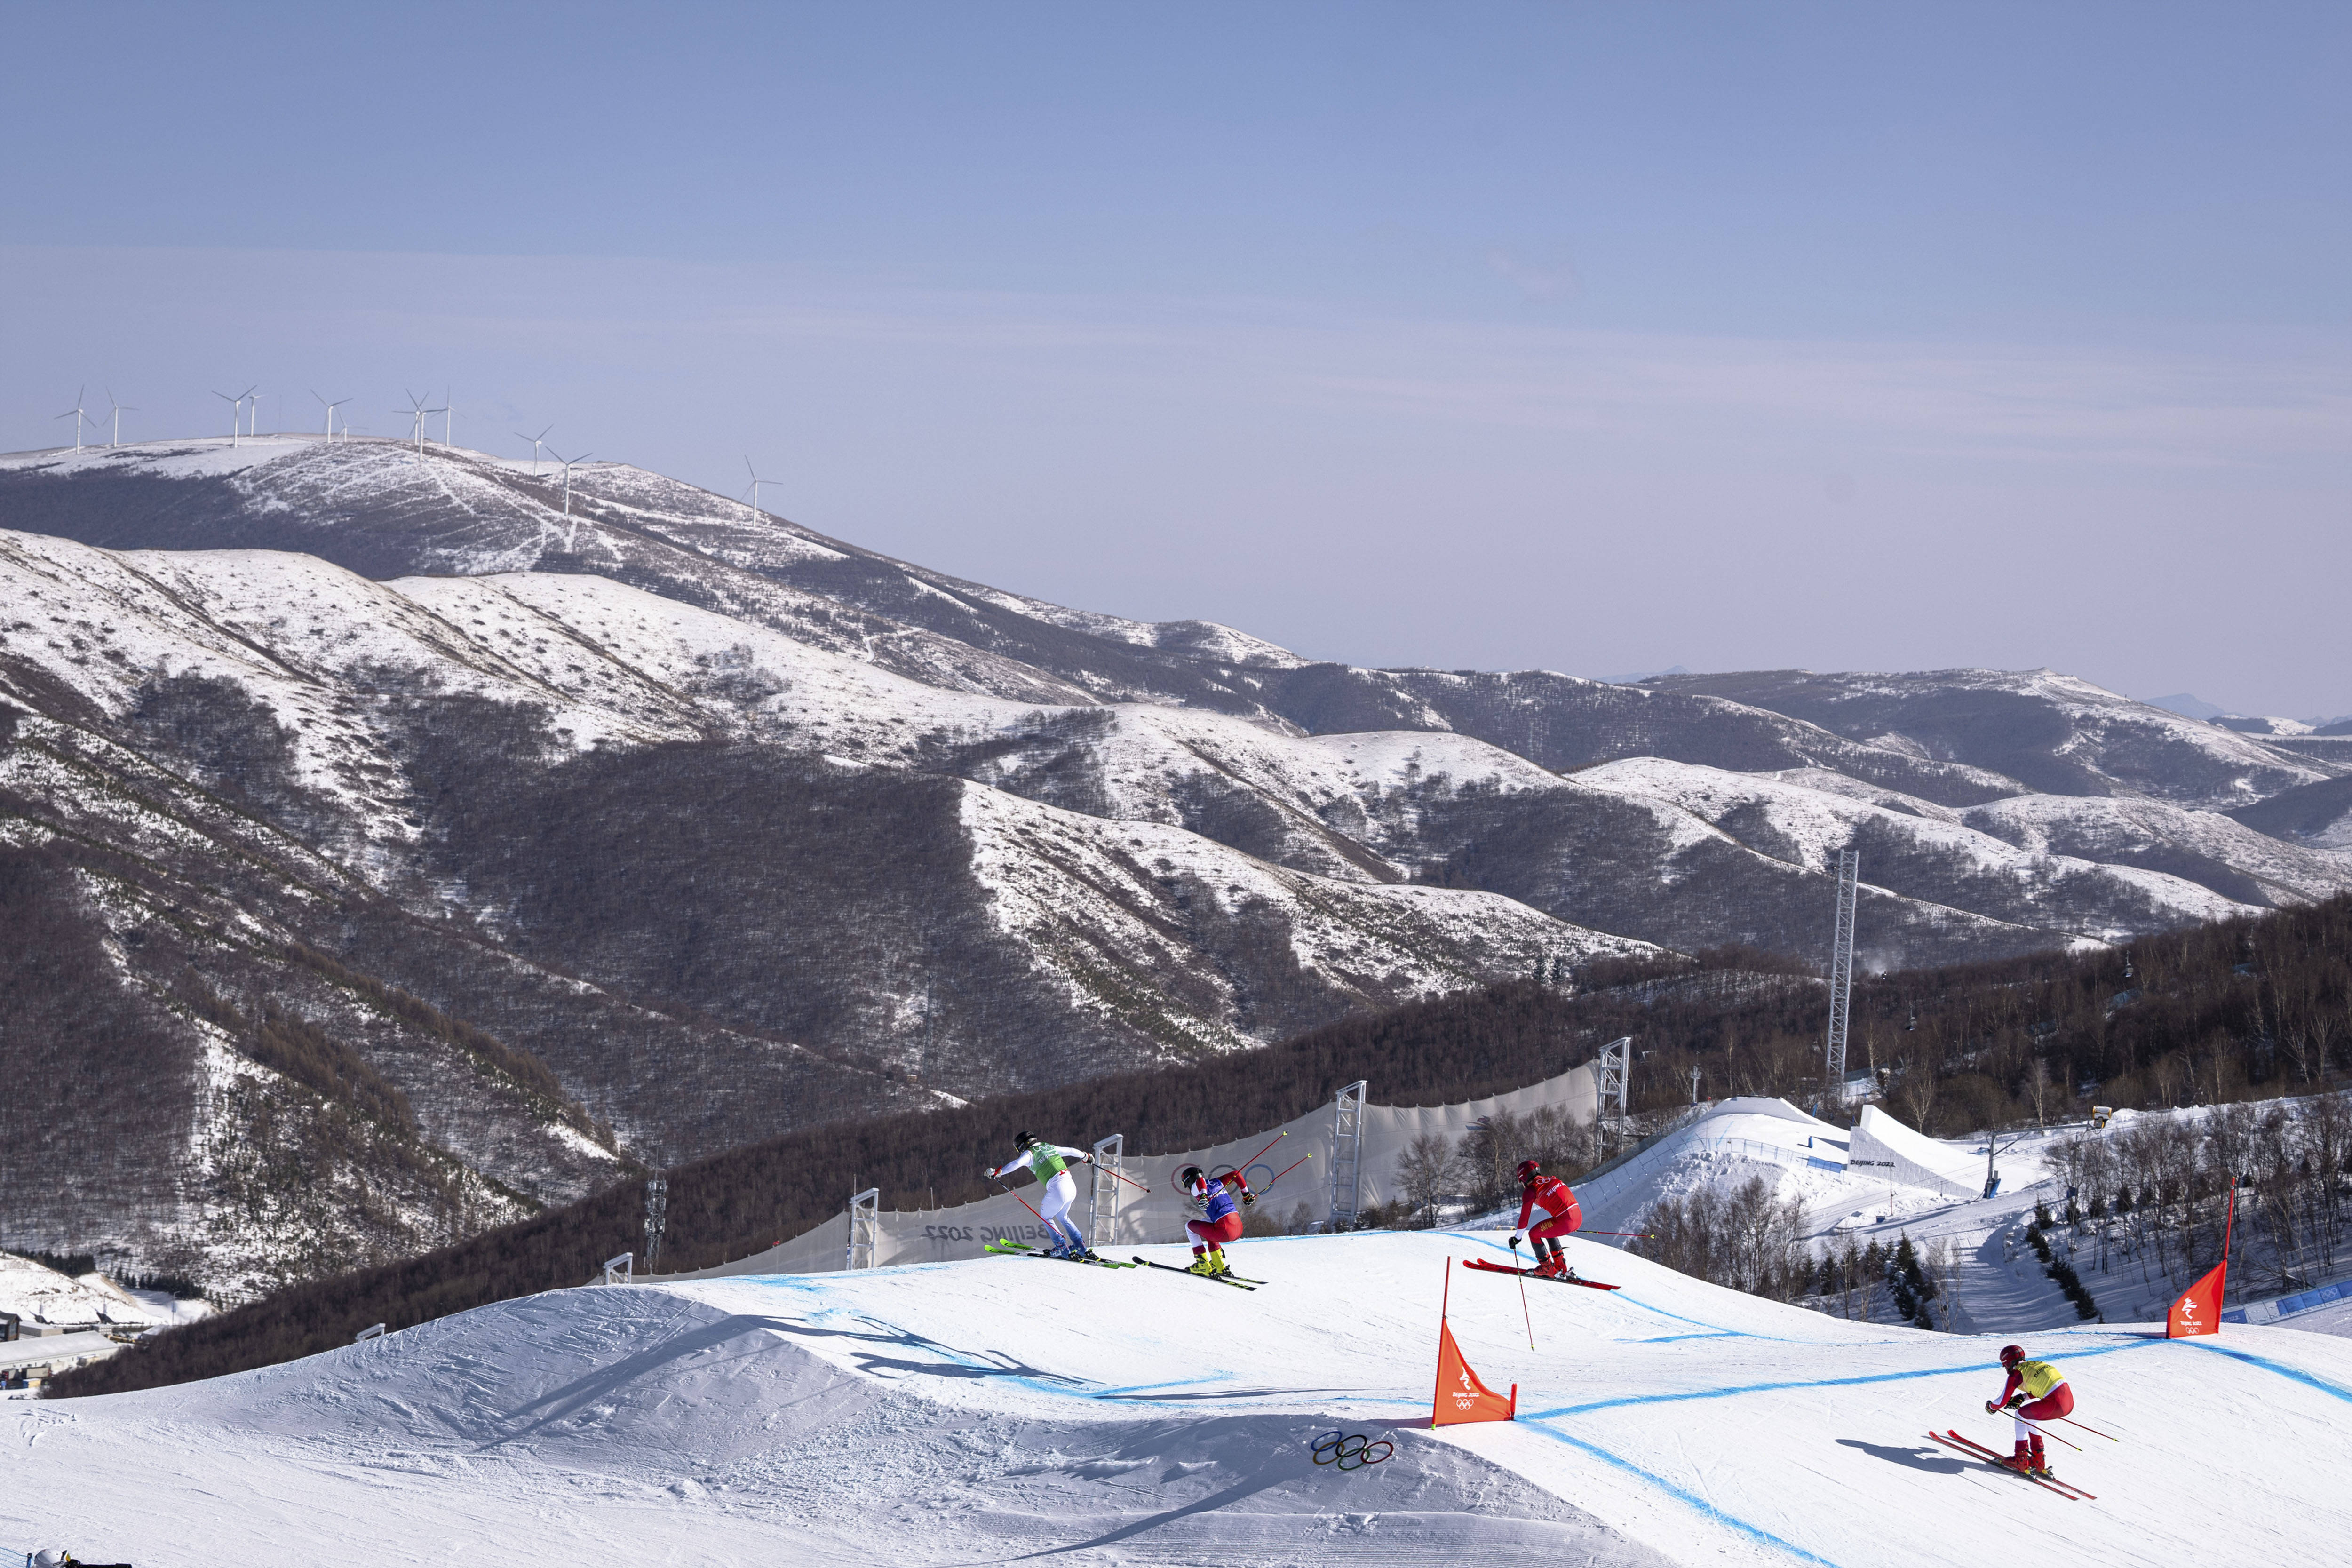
[1395,1132,1461,1229]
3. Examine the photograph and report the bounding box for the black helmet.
[1177,1164,1207,1194]
[1999,1344,2024,1368]
[1516,1158,1542,1184]
[1015,1130,1037,1149]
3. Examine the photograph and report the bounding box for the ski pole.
[1260,1153,1315,1191]
[1510,1238,1535,1351]
[1098,1163,1152,1193]
[1578,1230,1653,1239]
[991,1179,1051,1233]
[1232,1130,1287,1177]
[1988,1408,2081,1452]
[2060,1417,2120,1443]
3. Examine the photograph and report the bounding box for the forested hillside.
[54,894,2349,1400]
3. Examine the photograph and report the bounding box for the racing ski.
[1462,1257,1621,1291]
[1130,1256,1256,1290]
[985,1239,1136,1268]
[1927,1430,2096,1500]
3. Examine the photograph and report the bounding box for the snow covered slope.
[1647,667,2339,809]
[13,1229,2351,1568]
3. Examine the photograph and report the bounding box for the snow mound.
[15,1231,2352,1567]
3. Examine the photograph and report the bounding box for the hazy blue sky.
[6,3,2347,715]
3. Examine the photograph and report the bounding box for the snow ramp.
[1848,1104,1988,1199]
[10,1232,2352,1568]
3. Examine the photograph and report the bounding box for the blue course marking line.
[1448,1232,1796,1341]
[1634,1332,1743,1345]
[1522,1340,2151,1421]
[2169,1338,2352,1406]
[1514,1419,1848,1568]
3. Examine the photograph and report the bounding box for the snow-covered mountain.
[3,433,2346,1296]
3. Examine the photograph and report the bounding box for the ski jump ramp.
[16,1229,2352,1567]
[1848,1104,1986,1200]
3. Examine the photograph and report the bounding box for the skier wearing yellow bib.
[987,1132,1098,1260]
[1985,1344,2074,1477]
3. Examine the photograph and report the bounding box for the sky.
[4,2,2347,716]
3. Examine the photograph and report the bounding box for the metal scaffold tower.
[1824,847,1859,1081]
[642,1177,669,1273]
[1089,1132,1126,1249]
[1328,1081,1368,1231]
[846,1187,881,1270]
[1596,1036,1632,1146]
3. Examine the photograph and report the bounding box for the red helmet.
[1998,1345,2024,1368]
[1516,1159,1542,1184]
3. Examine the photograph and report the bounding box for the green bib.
[1029,1145,1068,1180]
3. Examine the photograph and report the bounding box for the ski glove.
[1240,1190,1255,1206]
[1509,1234,1524,1249]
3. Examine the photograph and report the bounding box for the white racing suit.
[998,1144,1091,1253]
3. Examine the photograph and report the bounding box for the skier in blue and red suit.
[1509,1158,1583,1278]
[1986,1344,2072,1478]
[1178,1163,1253,1276]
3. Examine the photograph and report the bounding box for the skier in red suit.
[1986,1344,2073,1478]
[1509,1159,1583,1279]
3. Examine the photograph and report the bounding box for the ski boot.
[1187,1253,1216,1275]
[1534,1253,1565,1280]
[2001,1445,2034,1474]
[1206,1250,1232,1277]
[2029,1447,2053,1479]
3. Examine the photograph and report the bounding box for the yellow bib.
[2017,1359,2064,1399]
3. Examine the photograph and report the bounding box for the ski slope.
[10,1231,2352,1568]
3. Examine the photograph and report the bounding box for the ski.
[1130,1256,1256,1290]
[1927,1430,2095,1500]
[1935,1429,2096,1499]
[984,1240,1136,1268]
[1462,1257,1621,1291]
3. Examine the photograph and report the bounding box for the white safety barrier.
[651,1058,1601,1280]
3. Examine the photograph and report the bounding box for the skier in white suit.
[987,1131,1098,1260]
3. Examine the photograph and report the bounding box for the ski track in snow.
[10,1230,2351,1567]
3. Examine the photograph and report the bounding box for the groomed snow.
[11,1230,2349,1567]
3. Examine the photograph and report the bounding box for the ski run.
[11,1227,2352,1568]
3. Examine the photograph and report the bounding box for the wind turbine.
[514,424,554,474]
[103,389,136,447]
[549,447,591,523]
[312,389,352,442]
[742,456,780,522]
[53,387,96,452]
[213,385,255,448]
[398,389,445,453]
[443,387,454,448]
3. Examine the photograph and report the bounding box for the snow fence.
[651,1058,1599,1280]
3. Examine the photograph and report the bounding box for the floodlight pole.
[1824,848,1859,1083]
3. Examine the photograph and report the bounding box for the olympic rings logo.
[1310,1430,1395,1471]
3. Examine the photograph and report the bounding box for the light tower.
[642,1177,669,1273]
[1823,847,1859,1083]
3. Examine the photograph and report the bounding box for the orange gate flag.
[2168,1183,2236,1340]
[1433,1258,1518,1425]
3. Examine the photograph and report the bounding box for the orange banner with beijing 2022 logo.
[1433,1258,1517,1425]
